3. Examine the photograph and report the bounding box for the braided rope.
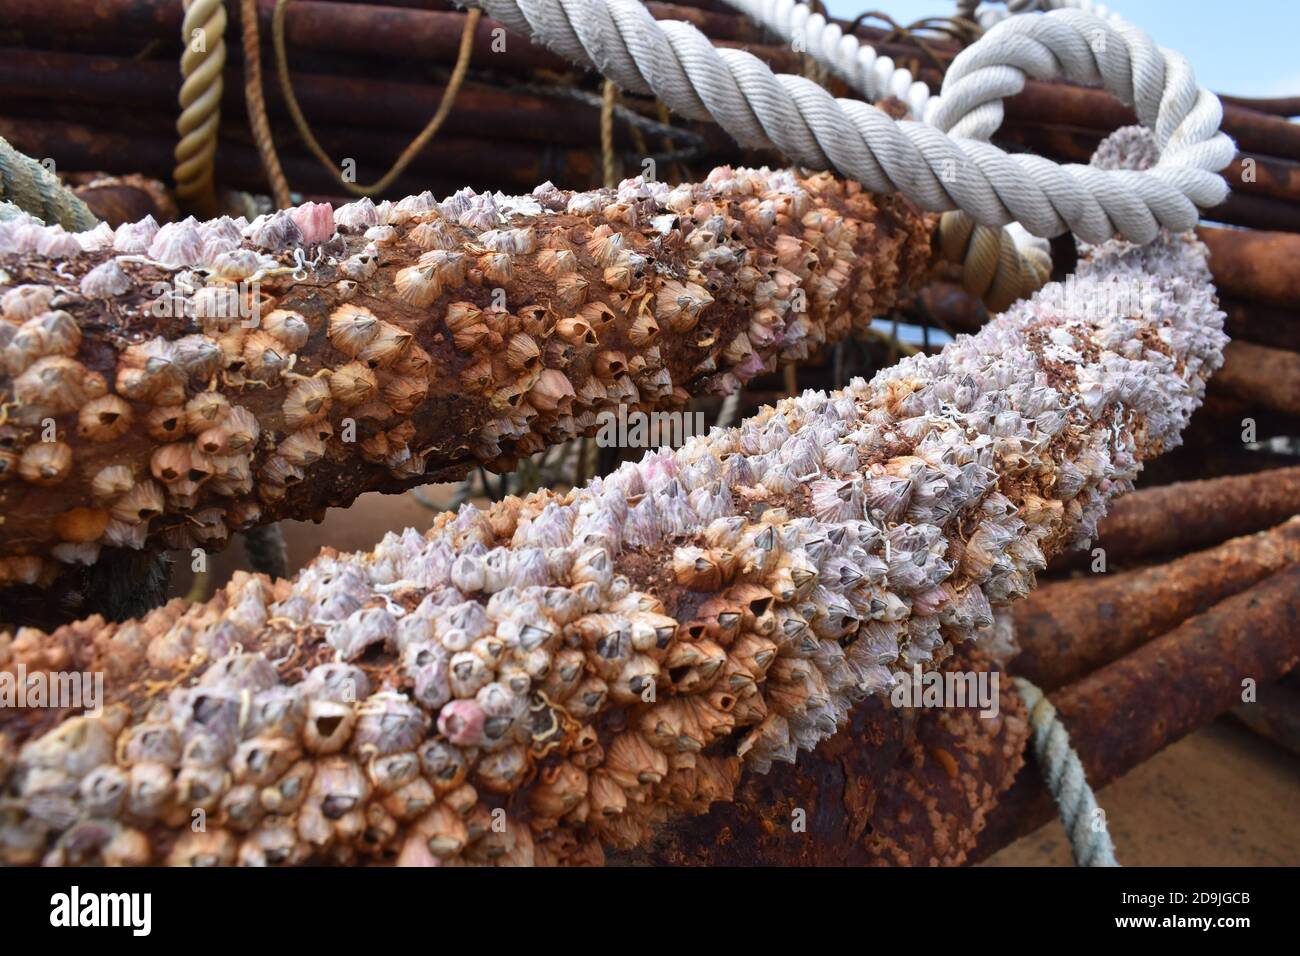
[0,138,99,231]
[724,0,1050,308]
[174,0,227,213]
[1014,676,1120,866]
[465,0,1232,246]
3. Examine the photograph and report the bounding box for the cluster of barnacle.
[0,160,1224,865]
[0,166,930,584]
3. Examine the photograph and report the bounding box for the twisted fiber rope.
[958,0,1120,32]
[601,78,619,187]
[724,0,1049,309]
[464,0,1232,246]
[272,0,481,197]
[175,0,227,212]
[240,0,293,209]
[1014,676,1120,866]
[727,0,938,119]
[0,138,98,231]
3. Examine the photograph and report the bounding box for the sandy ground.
[170,487,1300,867]
[986,720,1300,866]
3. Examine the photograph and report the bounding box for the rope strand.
[1015,676,1121,866]
[240,0,292,209]
[270,0,481,197]
[463,0,1232,246]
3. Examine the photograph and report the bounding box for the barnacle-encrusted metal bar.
[0,167,933,585]
[0,129,1226,866]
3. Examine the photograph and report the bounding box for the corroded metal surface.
[1015,517,1300,690]
[0,167,934,583]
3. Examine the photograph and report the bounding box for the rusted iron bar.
[973,563,1300,860]
[859,654,1028,867]
[1209,191,1300,234]
[1198,226,1300,307]
[1051,465,1300,570]
[615,695,916,865]
[1015,518,1300,691]
[0,167,934,579]
[1221,298,1300,353]
[1213,340,1300,417]
[620,647,1029,866]
[1223,153,1300,206]
[0,0,804,73]
[1218,94,1300,118]
[0,47,738,155]
[1231,677,1300,757]
[0,115,599,198]
[68,174,177,229]
[1001,80,1300,163]
[295,0,770,41]
[0,49,601,147]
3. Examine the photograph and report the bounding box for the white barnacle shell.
[327,607,397,661]
[810,478,863,523]
[148,218,205,267]
[566,193,602,216]
[334,197,380,231]
[209,248,268,280]
[479,226,536,255]
[243,210,304,252]
[80,259,132,298]
[37,226,84,257]
[450,553,485,594]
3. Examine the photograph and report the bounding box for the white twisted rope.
[1015,676,1120,867]
[466,0,1232,246]
[724,0,938,120]
[959,0,1122,32]
[722,0,1051,305]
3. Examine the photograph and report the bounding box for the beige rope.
[174,0,227,216]
[600,79,620,188]
[240,0,292,209]
[939,211,1051,314]
[271,0,481,197]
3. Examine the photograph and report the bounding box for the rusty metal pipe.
[1015,517,1300,691]
[1198,226,1300,307]
[1052,466,1300,569]
[1213,340,1300,417]
[973,563,1300,861]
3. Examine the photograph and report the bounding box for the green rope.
[1014,676,1120,867]
[0,136,98,231]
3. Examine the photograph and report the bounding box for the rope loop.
[468,0,1229,270]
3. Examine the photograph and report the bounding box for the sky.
[821,0,1300,99]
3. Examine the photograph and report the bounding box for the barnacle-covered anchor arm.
[0,129,1225,867]
[0,168,933,586]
